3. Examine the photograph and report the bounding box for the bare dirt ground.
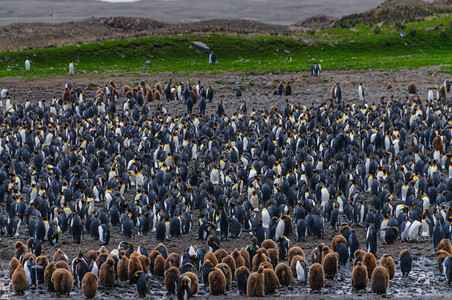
[0,67,450,299]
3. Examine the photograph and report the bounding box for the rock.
[191,41,210,51]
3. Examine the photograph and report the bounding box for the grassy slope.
[0,15,451,77]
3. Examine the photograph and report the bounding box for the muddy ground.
[0,67,451,299]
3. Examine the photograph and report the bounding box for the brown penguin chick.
[182,271,199,296]
[275,263,292,286]
[53,249,67,262]
[51,268,73,295]
[164,266,180,295]
[96,253,109,269]
[204,252,218,267]
[379,254,395,280]
[189,90,198,104]
[240,249,251,269]
[261,239,277,250]
[55,260,70,271]
[12,265,28,295]
[288,247,304,264]
[259,261,273,270]
[235,265,250,278]
[433,136,445,154]
[123,85,131,97]
[370,266,389,294]
[386,82,393,89]
[214,248,229,263]
[14,241,27,260]
[353,249,366,266]
[81,272,98,298]
[99,258,116,288]
[408,82,418,94]
[154,83,163,95]
[154,255,166,277]
[311,243,325,264]
[44,262,57,290]
[222,255,237,279]
[215,263,232,290]
[164,253,181,272]
[323,252,339,278]
[117,255,130,281]
[290,255,306,277]
[437,250,450,273]
[440,85,447,100]
[154,90,161,101]
[263,267,279,294]
[331,235,347,252]
[128,256,143,284]
[247,266,265,297]
[148,250,160,274]
[351,261,368,290]
[284,82,292,96]
[129,252,140,259]
[321,246,332,265]
[8,257,21,279]
[62,88,70,103]
[231,249,245,268]
[146,86,153,102]
[86,250,99,262]
[269,105,278,117]
[252,249,269,272]
[208,268,227,295]
[138,255,151,274]
[98,246,109,255]
[308,263,325,291]
[267,248,279,269]
[363,252,377,279]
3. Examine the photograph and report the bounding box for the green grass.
[0,15,451,78]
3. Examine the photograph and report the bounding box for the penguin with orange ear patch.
[235,266,250,294]
[379,254,395,280]
[275,263,292,286]
[51,268,73,295]
[363,252,377,280]
[12,265,28,295]
[135,271,149,297]
[164,266,180,295]
[177,274,191,300]
[308,263,324,291]
[181,271,198,297]
[81,272,98,298]
[351,261,368,290]
[99,258,116,288]
[247,266,265,297]
[208,267,227,295]
[371,266,389,294]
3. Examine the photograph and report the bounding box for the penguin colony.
[2,77,452,297]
